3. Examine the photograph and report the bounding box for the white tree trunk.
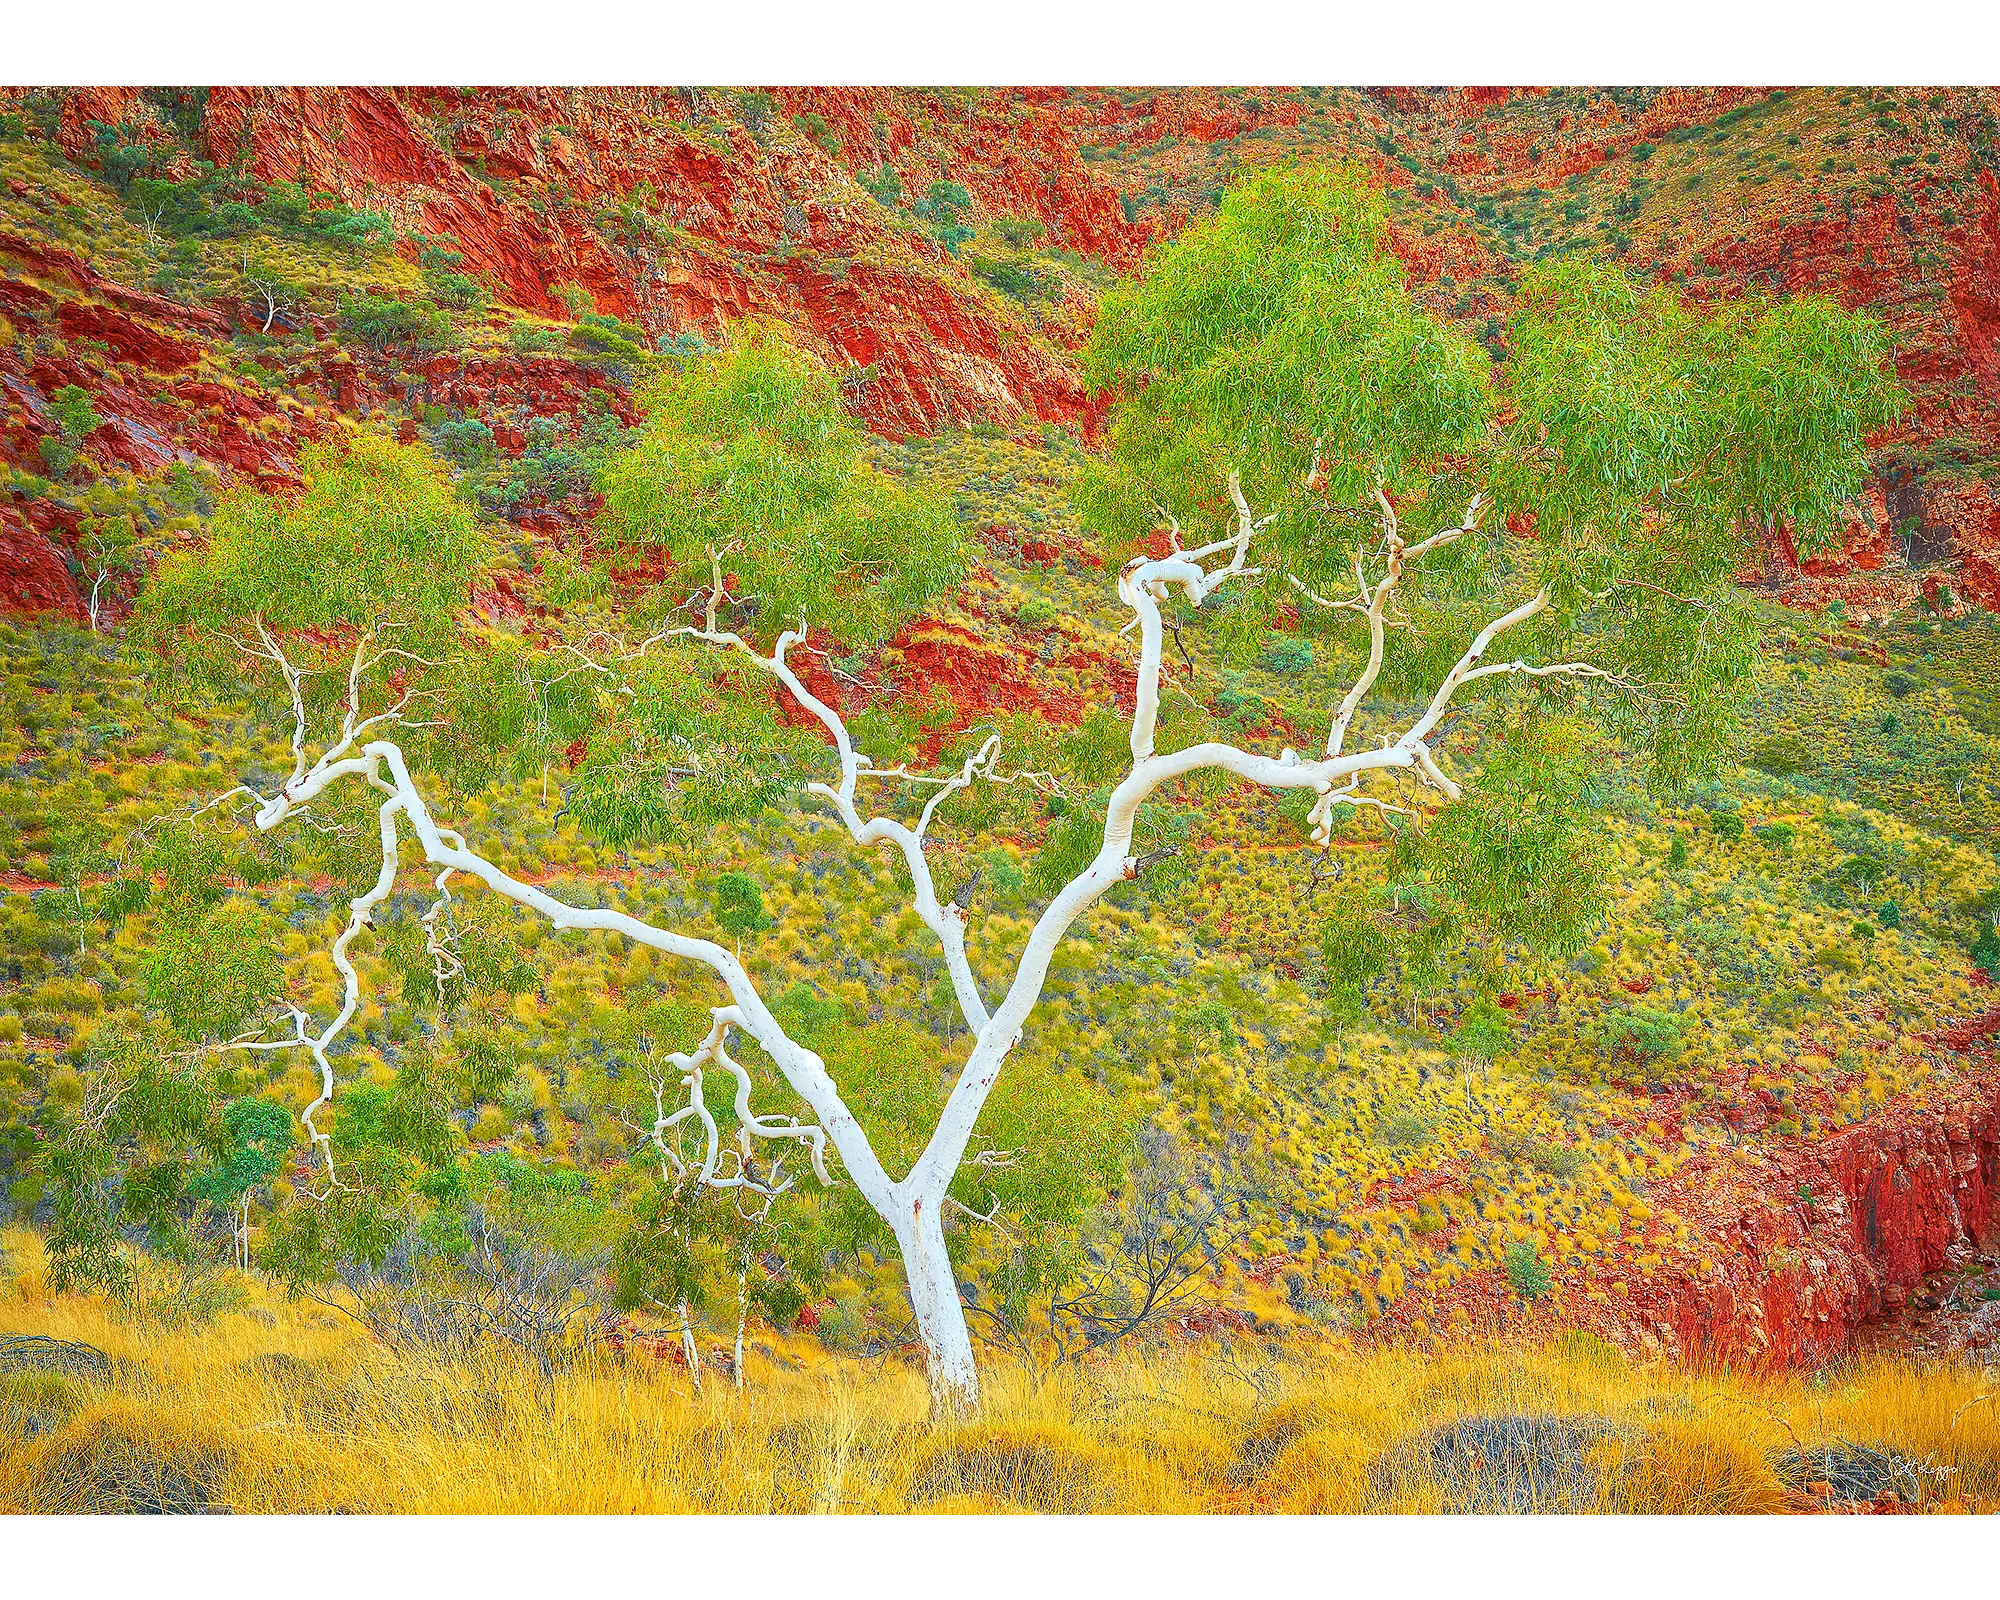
[212,481,1636,1411]
[892,1193,978,1408]
[678,1299,703,1391]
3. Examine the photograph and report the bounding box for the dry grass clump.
[909,1422,1109,1513]
[0,1231,1995,1514]
[22,1410,237,1514]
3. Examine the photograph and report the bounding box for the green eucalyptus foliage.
[1452,994,1516,1062]
[188,1098,294,1210]
[712,872,772,936]
[1504,263,1904,566]
[1313,723,1612,1005]
[411,632,597,797]
[1080,162,1904,794]
[137,434,489,674]
[1081,164,1493,566]
[596,327,964,641]
[379,901,537,1015]
[760,992,1126,1263]
[563,650,814,849]
[1318,881,1391,1025]
[331,1059,464,1194]
[1393,717,1613,977]
[141,900,284,1043]
[1083,162,1902,979]
[37,1032,229,1299]
[1499,262,1900,787]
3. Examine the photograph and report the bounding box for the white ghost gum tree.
[133,178,1903,1407]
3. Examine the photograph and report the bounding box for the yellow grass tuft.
[3,1231,1994,1514]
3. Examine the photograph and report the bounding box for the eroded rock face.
[1340,1009,2000,1372]
[1920,477,2000,611]
[0,228,316,495]
[55,86,1122,439]
[0,500,80,617]
[12,84,1994,610]
[1623,1049,2000,1366]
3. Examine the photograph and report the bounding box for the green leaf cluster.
[138,435,488,671]
[596,327,964,643]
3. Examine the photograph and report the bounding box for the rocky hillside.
[1,87,1998,1370]
[2,85,1998,621]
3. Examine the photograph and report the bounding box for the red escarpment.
[1619,1052,2000,1365]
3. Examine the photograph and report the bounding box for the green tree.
[1080,163,1903,790]
[138,434,488,678]
[237,248,308,333]
[1453,994,1515,1064]
[38,384,104,481]
[189,1098,294,1269]
[116,167,1900,1410]
[142,901,283,1043]
[38,1033,229,1300]
[596,326,964,641]
[80,513,140,632]
[712,872,771,936]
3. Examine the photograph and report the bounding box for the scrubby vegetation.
[0,93,1995,1511]
[2,1233,1994,1513]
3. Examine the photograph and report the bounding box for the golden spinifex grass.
[2,1234,1994,1514]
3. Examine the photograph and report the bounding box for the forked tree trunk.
[220,475,1586,1418]
[892,1193,978,1409]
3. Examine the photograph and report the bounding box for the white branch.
[206,468,1640,1405]
[647,1008,832,1194]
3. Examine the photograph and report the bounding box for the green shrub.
[1526,1142,1585,1180]
[1970,918,1999,977]
[338,292,454,352]
[858,165,902,207]
[912,180,975,255]
[1592,1006,1684,1069]
[970,256,1051,302]
[85,120,157,193]
[1747,737,1811,776]
[1373,1112,1439,1149]
[713,873,771,936]
[793,113,840,156]
[507,321,564,355]
[1257,636,1313,677]
[992,215,1046,248]
[1504,1240,1552,1299]
[981,850,1025,895]
[431,418,495,467]
[425,269,488,312]
[50,387,103,443]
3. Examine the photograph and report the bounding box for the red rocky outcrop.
[44,86,1121,438]
[1613,1056,2000,1366]
[0,500,82,618]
